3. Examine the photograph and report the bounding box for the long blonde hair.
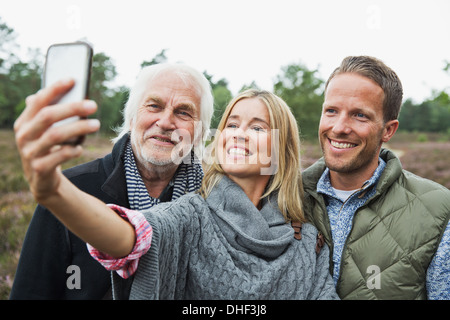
[200,89,306,223]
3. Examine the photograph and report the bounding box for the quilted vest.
[303,149,450,299]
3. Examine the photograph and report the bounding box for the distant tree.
[203,71,232,129]
[438,60,450,108]
[398,99,416,131]
[443,60,450,75]
[399,61,450,133]
[11,48,43,119]
[273,62,324,140]
[239,81,260,92]
[140,49,168,68]
[0,17,19,72]
[399,98,450,133]
[0,19,42,128]
[90,52,117,100]
[0,17,130,131]
[89,52,126,133]
[100,86,129,133]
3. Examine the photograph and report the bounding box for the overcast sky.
[2,0,450,102]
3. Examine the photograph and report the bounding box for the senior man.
[11,63,214,299]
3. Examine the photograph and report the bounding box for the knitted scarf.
[113,175,338,300]
[123,142,203,211]
[207,176,293,259]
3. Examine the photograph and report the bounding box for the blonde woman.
[15,87,338,300]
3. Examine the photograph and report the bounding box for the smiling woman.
[217,97,272,193]
[202,89,305,222]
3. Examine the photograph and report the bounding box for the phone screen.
[43,42,93,143]
[44,42,92,104]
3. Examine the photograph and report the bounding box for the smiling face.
[319,72,398,188]
[130,71,201,170]
[217,97,272,182]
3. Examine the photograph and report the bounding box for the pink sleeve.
[87,204,153,279]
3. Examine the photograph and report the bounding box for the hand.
[14,79,100,204]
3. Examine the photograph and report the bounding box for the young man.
[303,56,450,300]
[11,63,214,299]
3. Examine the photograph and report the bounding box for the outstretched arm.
[14,79,135,258]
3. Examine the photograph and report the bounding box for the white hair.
[112,63,214,158]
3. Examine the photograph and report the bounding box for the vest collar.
[303,148,403,198]
[316,157,386,202]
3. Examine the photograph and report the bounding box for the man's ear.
[128,117,135,132]
[381,119,399,143]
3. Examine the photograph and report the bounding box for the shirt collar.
[317,157,386,200]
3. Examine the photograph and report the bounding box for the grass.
[387,131,450,189]
[0,192,35,298]
[0,129,113,299]
[0,129,449,299]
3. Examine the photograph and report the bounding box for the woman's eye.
[252,126,265,132]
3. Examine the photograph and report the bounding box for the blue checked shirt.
[317,158,450,299]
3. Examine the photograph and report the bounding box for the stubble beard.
[320,135,381,175]
[131,131,179,175]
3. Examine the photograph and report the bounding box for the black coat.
[10,134,130,299]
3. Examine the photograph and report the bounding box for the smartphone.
[43,41,93,144]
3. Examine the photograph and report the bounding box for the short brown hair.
[325,56,403,122]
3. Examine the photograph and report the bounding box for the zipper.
[337,181,371,214]
[336,181,373,286]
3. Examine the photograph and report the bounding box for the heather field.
[0,129,113,299]
[0,129,449,299]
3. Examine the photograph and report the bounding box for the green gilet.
[303,149,450,300]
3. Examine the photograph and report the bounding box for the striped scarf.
[124,142,203,211]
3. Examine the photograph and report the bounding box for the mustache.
[143,129,188,144]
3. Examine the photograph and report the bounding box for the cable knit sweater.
[109,176,338,300]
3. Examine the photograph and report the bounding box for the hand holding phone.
[43,41,93,144]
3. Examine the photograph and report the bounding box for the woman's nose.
[232,127,249,142]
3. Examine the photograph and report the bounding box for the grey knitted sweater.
[112,176,338,300]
